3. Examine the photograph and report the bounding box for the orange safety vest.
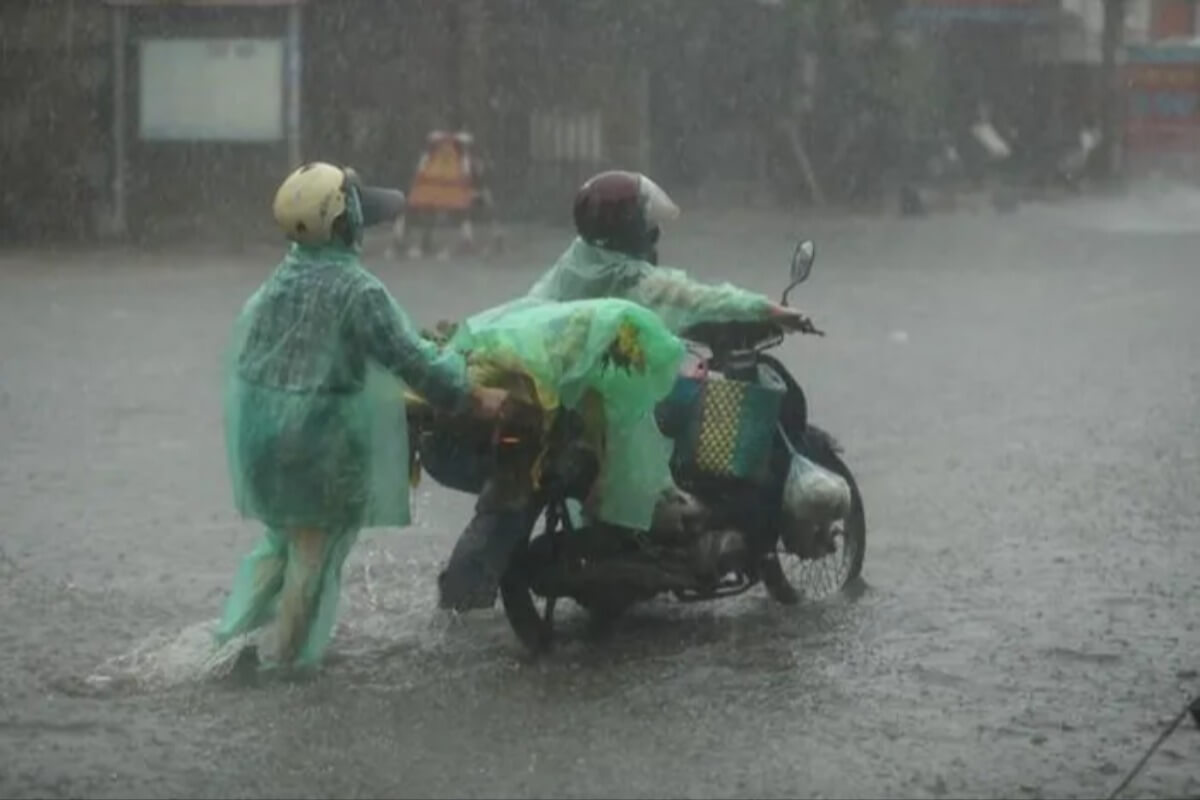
[407,132,476,212]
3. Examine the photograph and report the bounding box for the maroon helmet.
[573,170,680,260]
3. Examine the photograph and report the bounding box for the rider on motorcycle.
[527,170,818,334]
[436,171,817,612]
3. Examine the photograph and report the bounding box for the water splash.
[83,618,246,693]
[78,541,487,694]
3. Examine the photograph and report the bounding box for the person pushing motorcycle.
[215,161,508,671]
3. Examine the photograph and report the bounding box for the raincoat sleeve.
[349,285,473,413]
[624,263,777,333]
[525,238,777,334]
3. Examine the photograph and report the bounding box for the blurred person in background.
[392,129,501,261]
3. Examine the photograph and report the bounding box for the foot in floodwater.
[220,642,322,684]
[231,643,261,678]
[437,566,500,612]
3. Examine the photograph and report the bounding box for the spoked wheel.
[763,424,867,605]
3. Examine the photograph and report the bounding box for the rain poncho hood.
[527,238,777,333]
[449,296,686,530]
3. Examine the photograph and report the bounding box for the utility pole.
[285,1,302,169]
[1099,0,1126,180]
[449,0,487,132]
[110,3,128,238]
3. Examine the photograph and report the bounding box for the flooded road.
[1,200,1198,798]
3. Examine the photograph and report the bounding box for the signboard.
[1126,43,1200,152]
[139,37,284,141]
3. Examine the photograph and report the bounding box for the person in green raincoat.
[216,161,508,671]
[528,170,820,334]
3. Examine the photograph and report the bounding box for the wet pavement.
[1,196,1199,799]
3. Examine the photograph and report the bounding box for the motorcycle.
[410,240,867,653]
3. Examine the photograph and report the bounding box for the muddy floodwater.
[1,200,1198,799]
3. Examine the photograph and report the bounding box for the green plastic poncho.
[527,237,777,333]
[449,296,686,531]
[216,238,472,669]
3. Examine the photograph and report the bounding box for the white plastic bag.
[781,451,851,530]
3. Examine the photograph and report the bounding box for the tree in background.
[795,0,906,206]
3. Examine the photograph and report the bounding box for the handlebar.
[680,320,787,355]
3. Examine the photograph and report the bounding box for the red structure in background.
[1150,0,1198,40]
[1126,45,1200,151]
[1127,2,1200,161]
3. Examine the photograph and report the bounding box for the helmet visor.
[639,175,681,227]
[357,185,407,227]
[342,167,407,227]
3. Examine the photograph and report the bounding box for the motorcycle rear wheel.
[762,423,867,605]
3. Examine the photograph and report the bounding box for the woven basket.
[674,375,783,482]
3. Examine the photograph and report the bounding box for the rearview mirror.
[782,239,815,306]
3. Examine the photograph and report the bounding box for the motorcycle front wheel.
[499,571,555,654]
[498,511,559,654]
[762,423,867,605]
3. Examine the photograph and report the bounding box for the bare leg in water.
[217,525,360,671]
[273,527,328,666]
[214,529,288,647]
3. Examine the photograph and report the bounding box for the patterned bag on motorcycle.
[668,365,786,483]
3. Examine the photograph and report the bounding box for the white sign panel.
[139,37,284,141]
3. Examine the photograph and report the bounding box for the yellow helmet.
[272,162,406,246]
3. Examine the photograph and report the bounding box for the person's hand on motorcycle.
[769,304,824,336]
